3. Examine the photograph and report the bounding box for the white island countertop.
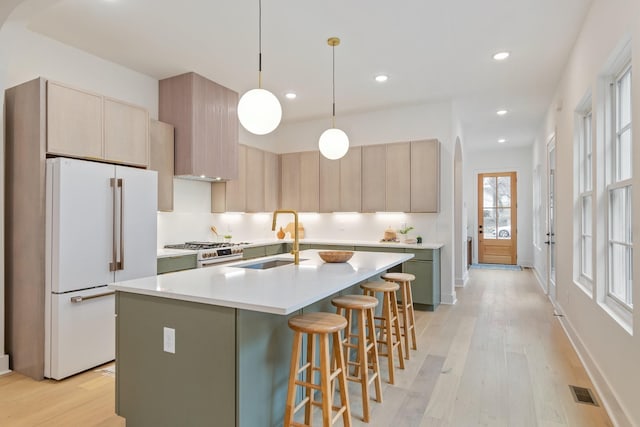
[111,249,413,315]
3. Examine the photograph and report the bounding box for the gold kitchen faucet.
[272,210,299,265]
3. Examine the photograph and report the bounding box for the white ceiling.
[11,0,592,151]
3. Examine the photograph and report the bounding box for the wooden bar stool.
[360,281,405,384]
[331,295,382,422]
[284,312,352,427]
[382,272,418,359]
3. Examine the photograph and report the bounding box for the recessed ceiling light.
[498,138,507,143]
[285,92,297,100]
[375,74,388,83]
[493,51,510,61]
[496,109,508,116]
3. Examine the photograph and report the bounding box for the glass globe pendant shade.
[237,88,282,135]
[318,128,349,160]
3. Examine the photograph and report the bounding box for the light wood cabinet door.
[410,139,440,212]
[245,146,265,212]
[299,151,320,212]
[47,81,103,160]
[104,98,149,167]
[211,182,226,213]
[361,145,386,212]
[149,120,174,212]
[264,151,280,212]
[226,144,247,212]
[319,156,340,213]
[340,147,361,212]
[386,142,411,211]
[280,153,301,210]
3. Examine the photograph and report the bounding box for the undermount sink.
[236,259,303,270]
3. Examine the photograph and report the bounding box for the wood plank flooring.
[0,268,613,426]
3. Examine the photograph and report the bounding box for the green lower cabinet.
[236,309,297,427]
[243,246,267,259]
[402,249,440,311]
[116,293,236,427]
[265,243,285,256]
[157,254,197,274]
[312,244,355,251]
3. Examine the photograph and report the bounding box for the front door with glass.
[478,172,518,264]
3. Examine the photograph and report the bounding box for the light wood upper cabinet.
[299,151,320,212]
[245,146,264,213]
[410,139,440,212]
[280,151,319,211]
[264,151,280,212]
[225,144,247,212]
[104,98,149,167]
[340,147,362,212]
[149,120,175,212]
[280,153,300,210]
[386,142,411,212]
[160,72,239,180]
[47,81,103,160]
[319,156,340,212]
[211,145,279,213]
[319,148,361,212]
[46,81,150,167]
[361,145,386,212]
[362,143,410,212]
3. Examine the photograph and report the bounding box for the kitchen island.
[110,249,413,427]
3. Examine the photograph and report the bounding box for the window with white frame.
[607,62,633,310]
[579,108,593,284]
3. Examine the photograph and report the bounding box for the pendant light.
[237,0,282,135]
[319,37,349,160]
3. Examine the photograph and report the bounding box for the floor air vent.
[569,385,598,406]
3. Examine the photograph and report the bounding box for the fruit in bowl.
[318,251,354,263]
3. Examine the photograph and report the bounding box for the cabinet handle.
[70,291,115,303]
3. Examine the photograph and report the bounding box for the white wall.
[532,0,640,424]
[464,146,534,267]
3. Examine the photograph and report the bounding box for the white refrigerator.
[45,157,157,380]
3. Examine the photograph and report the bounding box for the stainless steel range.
[164,241,249,267]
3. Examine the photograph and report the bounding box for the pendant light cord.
[332,42,336,128]
[258,0,262,88]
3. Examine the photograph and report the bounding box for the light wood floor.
[0,268,613,426]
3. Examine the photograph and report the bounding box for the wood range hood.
[159,72,239,182]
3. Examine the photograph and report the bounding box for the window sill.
[598,298,633,336]
[573,279,593,299]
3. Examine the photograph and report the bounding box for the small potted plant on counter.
[398,225,414,242]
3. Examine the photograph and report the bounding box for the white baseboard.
[555,313,632,426]
[0,354,10,376]
[441,291,457,305]
[454,270,469,288]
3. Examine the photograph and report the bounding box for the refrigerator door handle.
[118,178,124,270]
[109,178,118,272]
[70,291,116,303]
